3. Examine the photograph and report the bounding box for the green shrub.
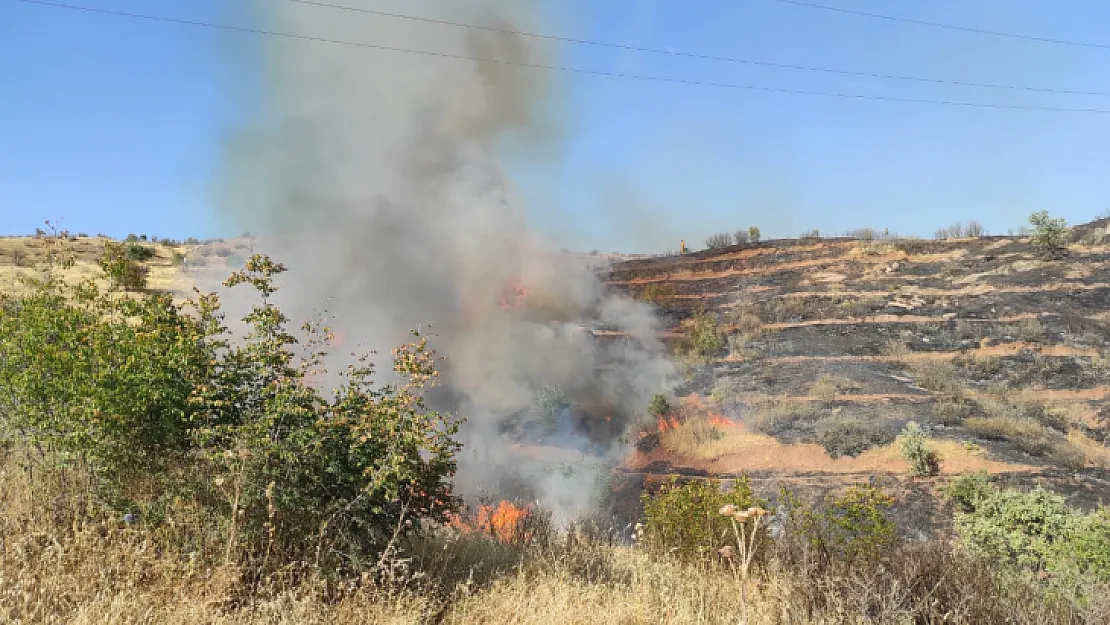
[638,283,675,306]
[647,393,670,418]
[943,472,992,513]
[1029,210,1070,256]
[952,481,1110,582]
[684,309,725,359]
[124,243,156,262]
[790,483,896,568]
[748,227,761,243]
[0,253,463,568]
[99,242,149,291]
[899,422,940,477]
[640,476,765,562]
[531,386,570,433]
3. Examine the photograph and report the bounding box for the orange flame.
[707,413,739,428]
[656,415,680,433]
[499,281,531,310]
[448,500,534,544]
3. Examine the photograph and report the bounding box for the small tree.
[748,227,761,242]
[99,242,149,291]
[686,309,725,359]
[733,230,750,245]
[899,421,940,477]
[648,393,670,418]
[1029,211,1069,256]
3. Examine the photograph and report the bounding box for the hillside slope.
[607,220,1110,521]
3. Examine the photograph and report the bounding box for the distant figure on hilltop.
[680,240,686,254]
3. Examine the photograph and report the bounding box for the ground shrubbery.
[946,473,1110,585]
[0,252,461,575]
[899,421,941,477]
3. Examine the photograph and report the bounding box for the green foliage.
[637,283,675,306]
[793,483,896,567]
[1029,210,1070,256]
[0,253,463,567]
[531,386,570,432]
[748,226,761,243]
[950,478,1110,582]
[647,393,670,418]
[98,242,149,291]
[899,421,940,477]
[125,234,140,243]
[0,272,212,501]
[640,476,765,562]
[943,471,992,514]
[684,309,725,359]
[124,243,156,262]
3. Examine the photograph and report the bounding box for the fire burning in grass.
[498,280,531,310]
[707,414,740,429]
[448,500,539,545]
[657,415,680,433]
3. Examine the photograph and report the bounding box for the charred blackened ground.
[604,219,1110,530]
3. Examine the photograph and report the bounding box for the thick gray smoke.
[212,0,675,521]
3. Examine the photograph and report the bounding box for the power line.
[12,0,1110,115]
[772,0,1110,51]
[285,0,1110,98]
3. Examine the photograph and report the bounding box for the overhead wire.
[11,0,1110,114]
[284,0,1110,97]
[771,0,1110,51]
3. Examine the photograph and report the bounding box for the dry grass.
[1067,430,1110,470]
[964,416,1057,457]
[808,375,840,406]
[4,468,1102,624]
[907,359,966,397]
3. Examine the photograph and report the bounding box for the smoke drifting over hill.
[213,0,675,520]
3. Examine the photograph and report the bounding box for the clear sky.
[3,0,1110,251]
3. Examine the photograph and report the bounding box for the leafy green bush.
[647,393,670,418]
[530,386,570,433]
[124,244,156,262]
[637,283,675,306]
[0,253,463,568]
[0,270,211,502]
[788,483,897,568]
[98,242,149,291]
[1029,210,1070,256]
[748,226,761,243]
[899,422,940,477]
[943,472,992,513]
[947,476,1110,583]
[684,309,725,359]
[640,476,765,562]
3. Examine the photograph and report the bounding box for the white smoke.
[212,0,675,522]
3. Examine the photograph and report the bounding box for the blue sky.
[3,0,1110,251]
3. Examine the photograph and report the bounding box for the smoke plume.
[212,0,675,521]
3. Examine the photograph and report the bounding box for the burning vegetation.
[448,500,543,545]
